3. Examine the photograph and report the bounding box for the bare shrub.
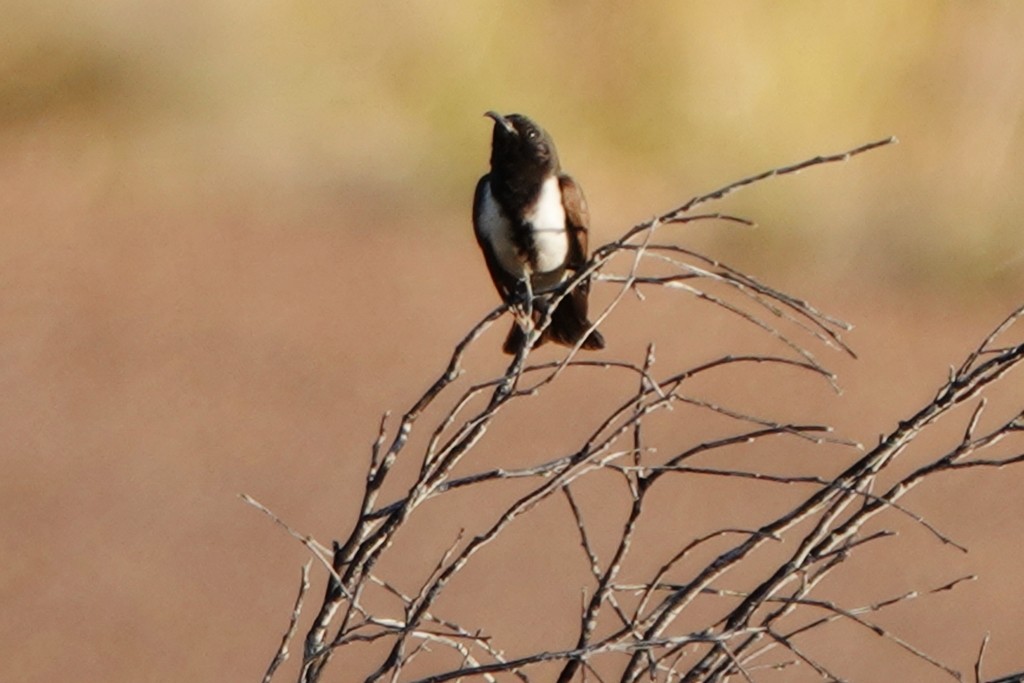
[249,138,1024,683]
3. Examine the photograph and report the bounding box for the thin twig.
[262,562,311,683]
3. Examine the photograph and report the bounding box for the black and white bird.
[472,111,605,354]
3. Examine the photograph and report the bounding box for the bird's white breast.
[478,176,569,282]
[478,184,524,277]
[524,176,569,274]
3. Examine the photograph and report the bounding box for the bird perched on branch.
[472,111,606,354]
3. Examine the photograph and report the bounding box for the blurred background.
[3,1,1024,681]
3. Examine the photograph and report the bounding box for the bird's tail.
[502,292,605,355]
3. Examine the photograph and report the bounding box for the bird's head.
[484,111,560,181]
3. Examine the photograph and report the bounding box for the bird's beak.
[484,110,517,135]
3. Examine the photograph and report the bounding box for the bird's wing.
[558,174,591,271]
[557,173,596,328]
[472,175,519,302]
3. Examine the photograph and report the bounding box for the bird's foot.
[510,279,535,320]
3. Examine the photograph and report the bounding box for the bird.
[472,111,606,355]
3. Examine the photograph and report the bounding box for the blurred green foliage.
[3,1,1024,288]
